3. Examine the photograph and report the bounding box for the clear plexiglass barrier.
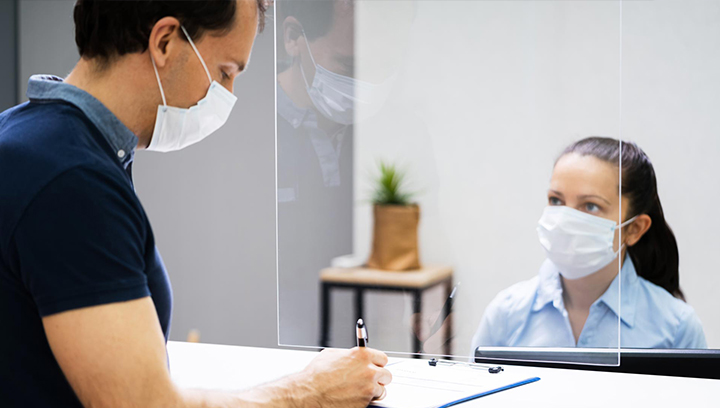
[276,0,718,366]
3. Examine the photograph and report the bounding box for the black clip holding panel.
[428,358,504,374]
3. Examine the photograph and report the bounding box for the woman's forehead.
[551,153,619,197]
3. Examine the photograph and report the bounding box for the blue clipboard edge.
[437,377,541,408]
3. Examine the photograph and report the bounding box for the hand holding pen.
[357,318,387,401]
[298,350,390,407]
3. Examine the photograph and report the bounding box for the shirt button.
[117,149,126,158]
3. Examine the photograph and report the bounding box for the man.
[0,1,391,407]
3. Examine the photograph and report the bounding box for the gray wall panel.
[18,0,77,102]
[0,0,17,110]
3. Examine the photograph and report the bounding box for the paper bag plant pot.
[367,204,421,271]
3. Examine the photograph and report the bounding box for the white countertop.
[167,341,719,407]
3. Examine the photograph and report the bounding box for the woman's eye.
[549,197,562,206]
[585,203,600,212]
[221,71,230,81]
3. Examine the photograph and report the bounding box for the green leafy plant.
[372,161,415,206]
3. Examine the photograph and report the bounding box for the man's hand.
[291,347,392,408]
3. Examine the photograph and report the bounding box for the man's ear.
[283,16,303,58]
[625,214,652,247]
[148,16,182,69]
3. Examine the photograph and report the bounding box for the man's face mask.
[148,26,237,153]
[300,30,392,125]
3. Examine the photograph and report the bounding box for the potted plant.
[366,161,421,271]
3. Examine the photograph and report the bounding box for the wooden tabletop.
[320,265,453,289]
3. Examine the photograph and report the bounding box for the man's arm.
[44,297,391,408]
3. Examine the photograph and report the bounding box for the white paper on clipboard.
[371,360,540,408]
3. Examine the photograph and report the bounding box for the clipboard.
[371,359,540,408]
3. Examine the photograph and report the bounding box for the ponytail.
[627,194,684,300]
[560,137,684,299]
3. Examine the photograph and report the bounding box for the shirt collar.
[277,82,311,129]
[596,255,639,328]
[26,75,138,165]
[533,259,565,313]
[533,255,639,327]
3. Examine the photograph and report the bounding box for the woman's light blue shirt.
[470,256,707,353]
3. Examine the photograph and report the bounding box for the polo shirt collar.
[26,75,138,166]
[533,255,639,327]
[277,83,311,129]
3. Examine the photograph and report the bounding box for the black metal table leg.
[443,278,453,356]
[412,289,422,358]
[320,282,331,348]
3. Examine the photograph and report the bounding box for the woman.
[471,137,706,351]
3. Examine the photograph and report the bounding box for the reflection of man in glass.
[276,0,356,345]
[277,0,355,192]
[471,137,706,353]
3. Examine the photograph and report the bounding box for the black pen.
[356,318,368,347]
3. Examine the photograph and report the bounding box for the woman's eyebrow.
[548,190,564,197]
[578,194,612,205]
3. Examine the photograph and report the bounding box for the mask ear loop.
[151,56,167,107]
[180,25,213,85]
[615,215,639,255]
[298,29,317,91]
[300,29,319,67]
[618,215,638,229]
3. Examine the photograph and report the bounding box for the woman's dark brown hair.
[560,136,684,300]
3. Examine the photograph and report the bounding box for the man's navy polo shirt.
[0,75,172,407]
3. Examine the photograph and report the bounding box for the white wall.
[353,0,720,353]
[622,0,720,348]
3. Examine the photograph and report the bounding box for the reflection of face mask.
[537,206,637,280]
[299,31,391,125]
[148,26,237,153]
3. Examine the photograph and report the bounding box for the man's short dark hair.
[74,0,268,61]
[277,0,336,41]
